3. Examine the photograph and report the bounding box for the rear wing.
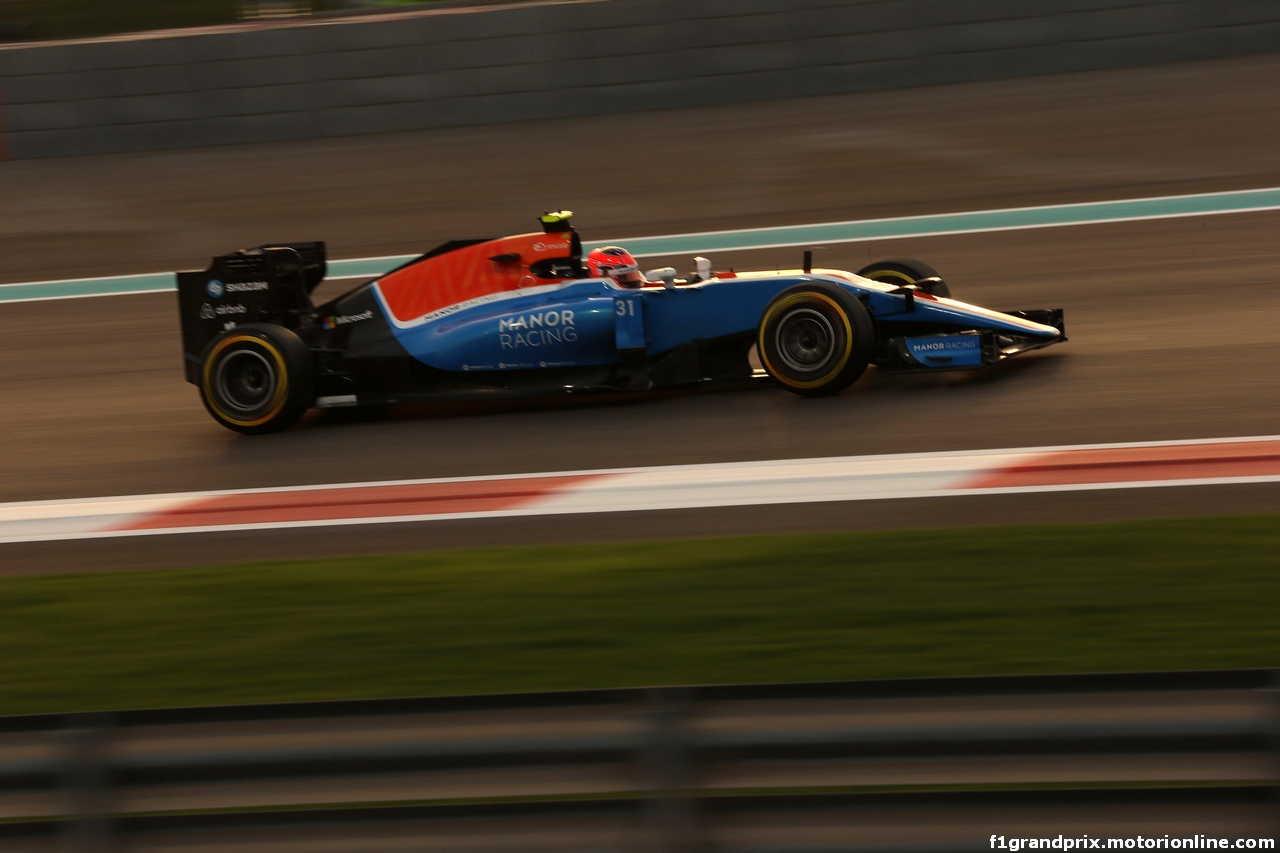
[176,243,326,384]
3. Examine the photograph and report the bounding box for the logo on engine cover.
[322,310,373,330]
[199,303,215,320]
[205,280,224,298]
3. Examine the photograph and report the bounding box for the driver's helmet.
[587,246,642,287]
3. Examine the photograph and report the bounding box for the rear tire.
[200,324,315,434]
[758,283,874,397]
[857,258,951,298]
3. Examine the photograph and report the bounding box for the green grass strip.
[1,514,1278,716]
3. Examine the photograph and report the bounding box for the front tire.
[200,324,315,434]
[857,258,951,298]
[758,284,874,397]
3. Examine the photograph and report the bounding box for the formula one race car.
[176,211,1065,434]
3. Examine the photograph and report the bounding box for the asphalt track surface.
[2,54,1279,575]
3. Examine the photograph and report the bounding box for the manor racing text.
[498,310,577,350]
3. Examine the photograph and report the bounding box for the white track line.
[1,435,1277,545]
[5,186,1280,303]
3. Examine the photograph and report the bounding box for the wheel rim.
[775,308,836,373]
[214,349,277,414]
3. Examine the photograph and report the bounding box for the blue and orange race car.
[177,211,1065,434]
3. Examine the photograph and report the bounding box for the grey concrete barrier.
[0,669,1277,851]
[0,0,1278,159]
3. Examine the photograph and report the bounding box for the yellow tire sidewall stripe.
[202,334,290,428]
[759,292,855,389]
[861,269,916,285]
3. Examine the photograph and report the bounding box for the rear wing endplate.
[176,242,326,384]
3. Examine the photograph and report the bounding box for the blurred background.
[0,0,423,42]
[0,0,1277,849]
